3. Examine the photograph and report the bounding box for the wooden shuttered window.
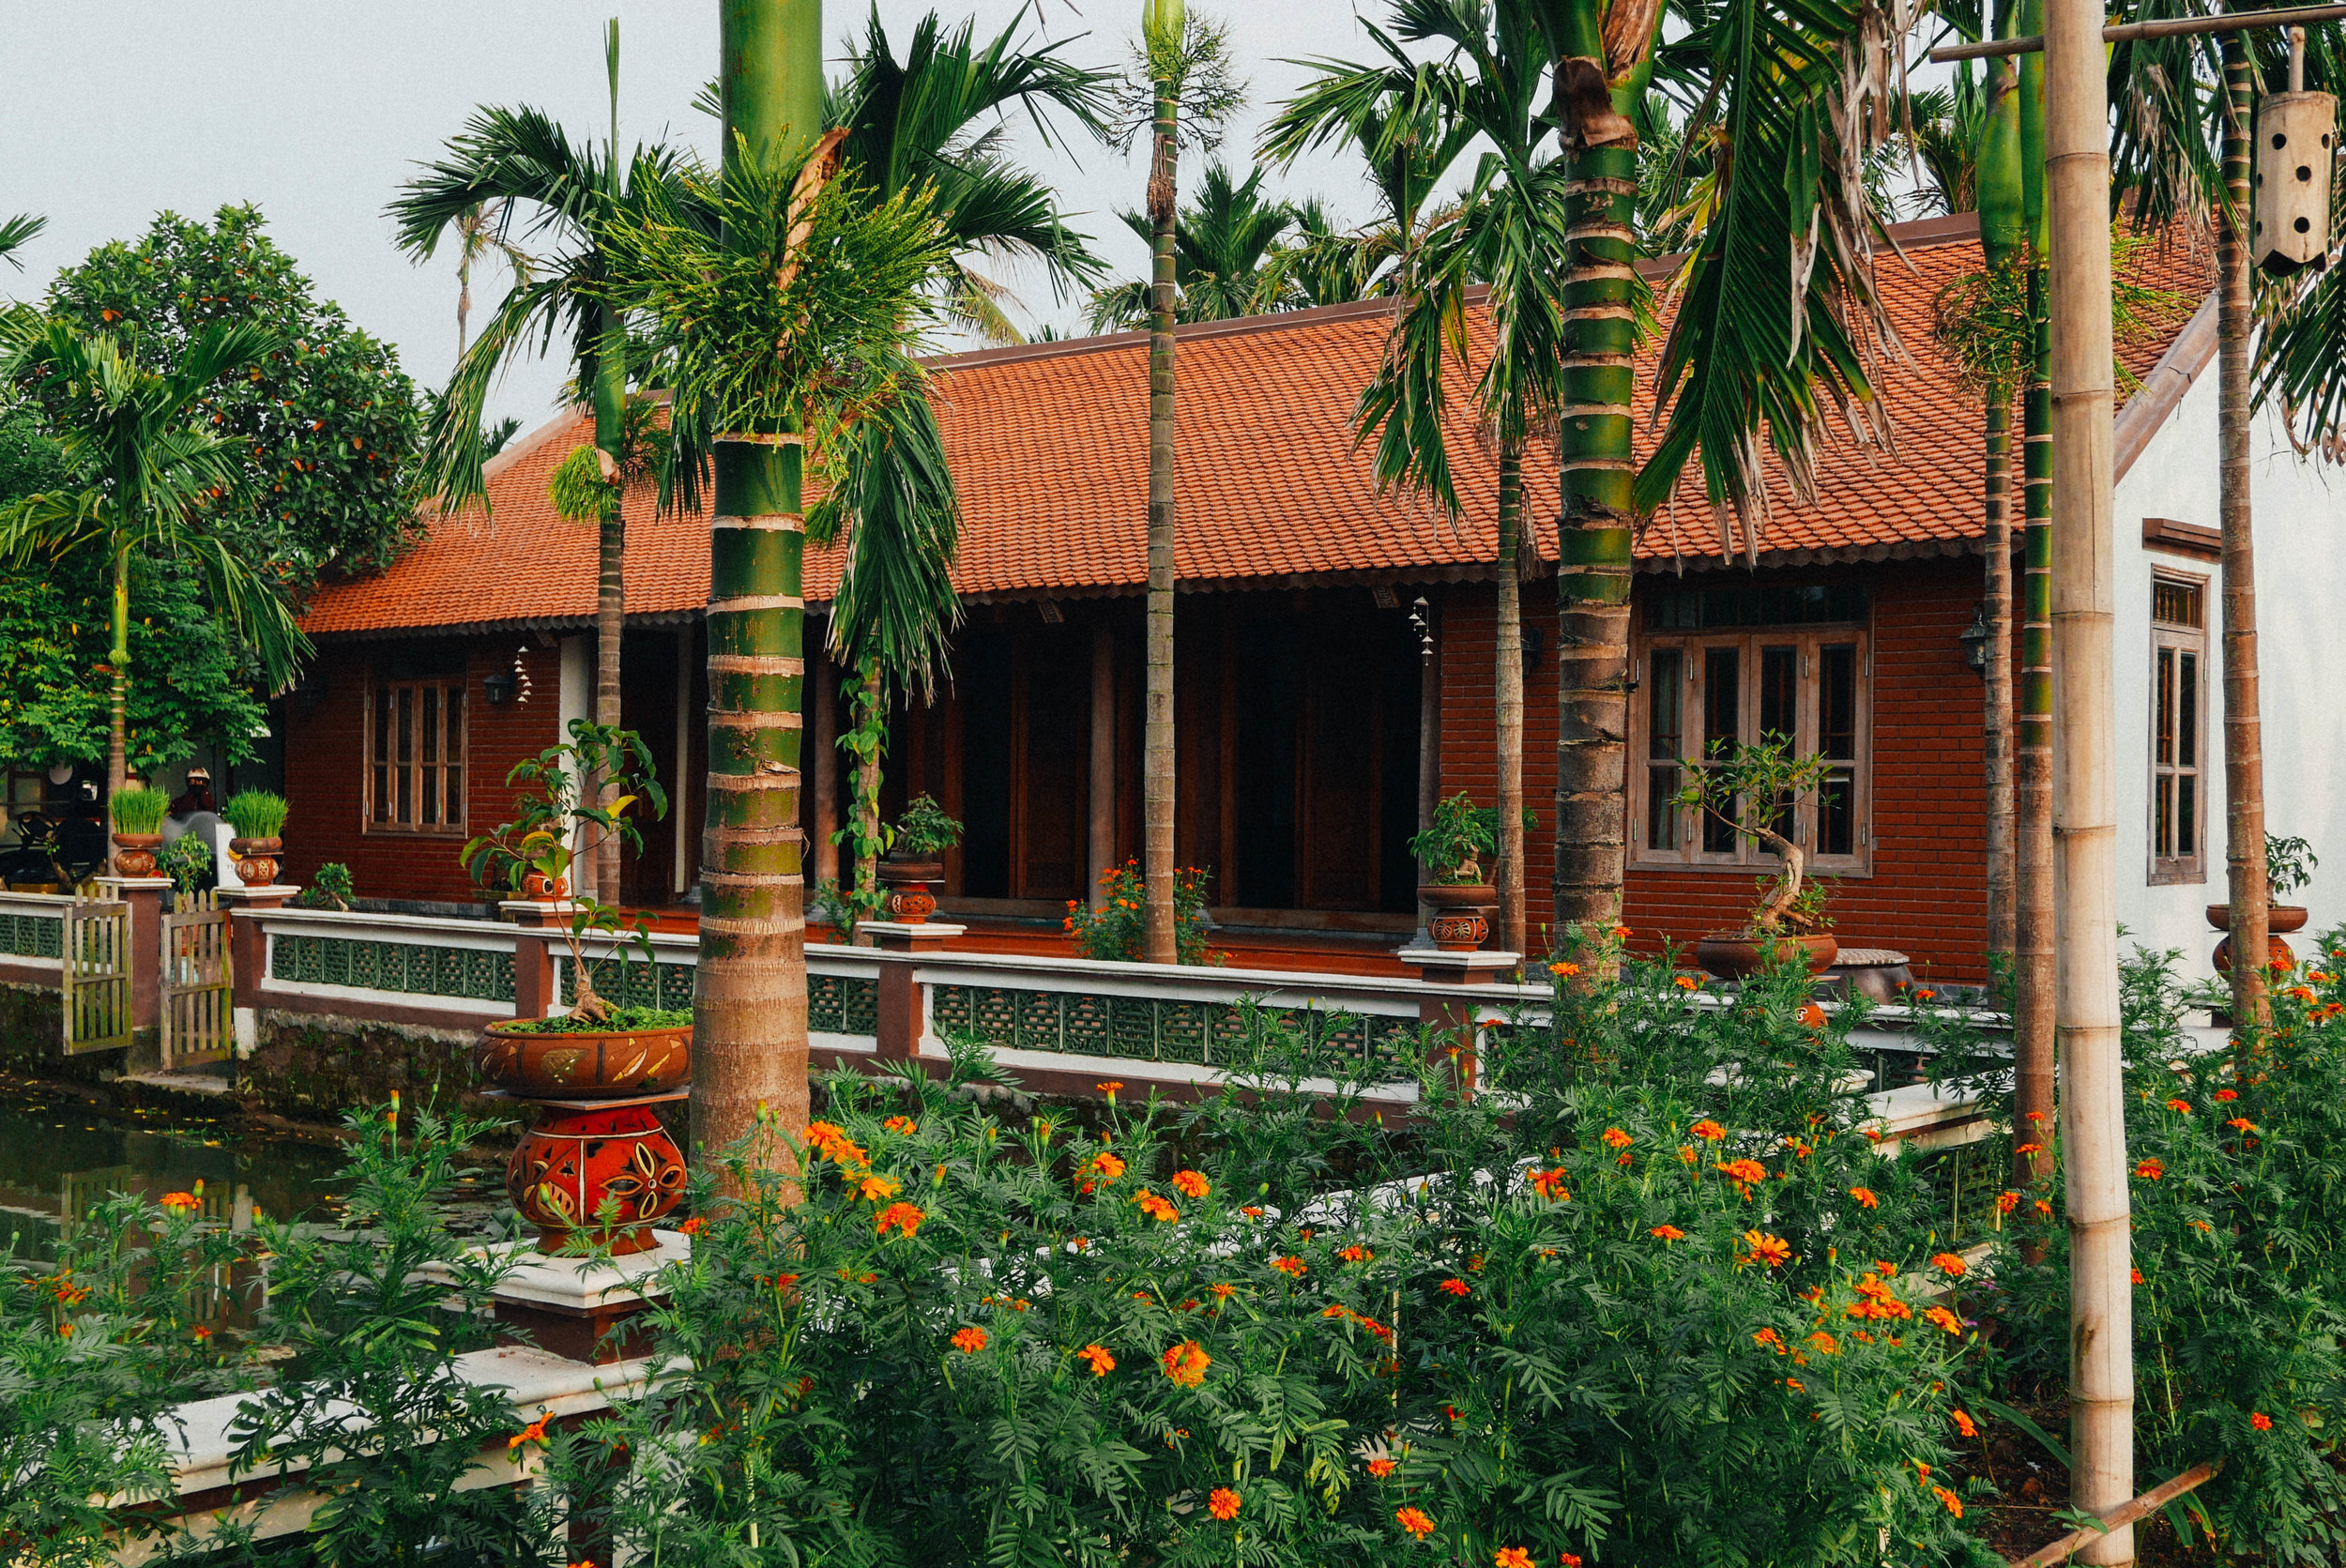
[2148,573,2207,884]
[368,680,466,832]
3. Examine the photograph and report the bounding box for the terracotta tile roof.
[300,214,2209,636]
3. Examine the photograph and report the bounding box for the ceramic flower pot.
[2206,904,2309,935]
[523,870,571,901]
[1419,882,1497,952]
[1695,932,1839,981]
[508,1102,687,1255]
[228,836,282,887]
[876,855,945,923]
[110,832,163,878]
[476,1019,693,1100]
[2213,933,2296,975]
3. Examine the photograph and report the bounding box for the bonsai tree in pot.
[1410,792,1500,951]
[107,784,166,876]
[876,793,963,925]
[221,789,290,887]
[2210,832,2319,972]
[1672,736,1841,980]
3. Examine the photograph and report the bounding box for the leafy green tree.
[1088,160,1296,329]
[0,315,303,797]
[44,205,425,592]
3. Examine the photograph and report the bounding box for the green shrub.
[106,785,166,835]
[154,832,214,895]
[891,792,964,857]
[1065,859,1217,965]
[292,860,355,910]
[221,788,288,841]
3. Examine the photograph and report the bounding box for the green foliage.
[1089,160,1299,330]
[1409,791,1498,883]
[220,787,288,841]
[42,204,425,590]
[1671,736,1836,933]
[460,720,666,1019]
[293,860,355,910]
[1066,859,1217,965]
[809,388,962,701]
[107,784,164,834]
[2268,833,2318,901]
[502,1005,692,1035]
[545,441,615,524]
[828,668,892,936]
[155,831,216,895]
[1932,229,2194,400]
[891,791,963,857]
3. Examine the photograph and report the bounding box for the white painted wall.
[2111,364,2346,981]
[557,634,593,898]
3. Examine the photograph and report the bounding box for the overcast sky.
[0,2,1396,433]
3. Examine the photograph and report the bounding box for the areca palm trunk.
[1141,61,1180,967]
[593,301,627,906]
[1984,397,2017,963]
[2218,39,2271,1032]
[2016,272,2055,1181]
[1495,437,1526,955]
[856,658,882,941]
[693,0,821,1164]
[1553,121,1640,945]
[108,542,130,800]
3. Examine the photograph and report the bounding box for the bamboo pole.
[693,0,821,1165]
[2218,39,2272,1032]
[2045,0,2133,1551]
[1933,0,2346,58]
[2009,1461,2221,1568]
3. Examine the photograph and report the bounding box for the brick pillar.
[94,875,171,1068]
[501,901,577,1020]
[861,921,962,1061]
[217,883,297,1058]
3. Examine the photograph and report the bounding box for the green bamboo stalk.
[694,0,822,1164]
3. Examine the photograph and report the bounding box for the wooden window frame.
[1628,624,1874,877]
[365,677,468,835]
[2147,570,2208,886]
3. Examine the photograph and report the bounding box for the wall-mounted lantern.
[1959,603,1992,676]
[483,668,519,707]
[2256,28,2337,277]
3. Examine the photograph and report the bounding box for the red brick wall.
[1438,557,1991,982]
[281,638,562,905]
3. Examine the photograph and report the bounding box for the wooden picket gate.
[62,899,132,1055]
[161,889,233,1068]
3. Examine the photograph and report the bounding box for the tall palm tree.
[449,198,527,367]
[1120,0,1240,966]
[1088,160,1296,329]
[390,21,688,905]
[0,314,306,798]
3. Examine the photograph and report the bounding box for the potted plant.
[108,784,166,876]
[222,789,289,886]
[462,722,684,1255]
[1410,792,1500,951]
[292,861,356,911]
[876,793,963,924]
[2209,832,2319,971]
[1673,737,1842,980]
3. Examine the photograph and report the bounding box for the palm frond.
[0,213,45,270]
[813,378,963,703]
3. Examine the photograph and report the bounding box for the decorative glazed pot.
[2206,904,2309,935]
[507,1102,687,1255]
[1419,882,1497,952]
[476,1019,692,1100]
[111,832,162,878]
[2214,933,2296,975]
[1695,931,1840,981]
[523,870,571,901]
[876,855,944,923]
[228,836,282,887]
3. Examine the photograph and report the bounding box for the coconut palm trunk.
[1141,51,1181,967]
[2218,38,2271,1032]
[108,543,130,799]
[693,0,821,1164]
[1552,100,1642,945]
[1495,436,1527,955]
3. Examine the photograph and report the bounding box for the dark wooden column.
[1088,620,1116,908]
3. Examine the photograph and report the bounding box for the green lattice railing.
[928,983,1419,1074]
[271,934,514,1003]
[0,911,63,960]
[556,958,882,1039]
[812,971,879,1036]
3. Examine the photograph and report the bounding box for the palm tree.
[0,314,306,799]
[449,198,527,366]
[1118,0,1240,966]
[389,21,687,905]
[1088,160,1295,329]
[0,215,44,270]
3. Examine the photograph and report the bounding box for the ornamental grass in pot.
[1673,738,1840,980]
[876,793,962,923]
[221,788,289,886]
[1411,792,1499,951]
[107,784,166,876]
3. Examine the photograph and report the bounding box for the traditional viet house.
[271,213,2334,984]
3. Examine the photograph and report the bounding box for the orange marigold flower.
[1753,1327,1786,1350]
[159,1192,200,1213]
[2166,1098,2192,1114]
[1548,961,1580,978]
[2135,1158,2165,1180]
[1438,1277,1471,1297]
[1652,1224,1686,1241]
[2216,1088,2239,1102]
[1716,1159,1768,1184]
[1915,988,1937,1001]
[1210,1282,1234,1298]
[1930,1252,1967,1277]
[678,1216,708,1236]
[1923,1305,1963,1335]
[1240,1205,1264,1218]
[1850,1186,1880,1209]
[1691,1119,1729,1141]
[1952,1408,1978,1439]
[1096,1080,1124,1100]
[1209,1486,1241,1521]
[882,1116,919,1134]
[857,1174,902,1203]
[1135,1191,1181,1223]
[1170,1169,1211,1198]
[1806,1331,1839,1355]
[875,1201,925,1237]
[1366,1456,1397,1478]
[1395,1506,1436,1540]
[1677,1144,1698,1165]
[2014,1143,2044,1157]
[1674,975,1700,991]
[2252,1411,2274,1431]
[1339,1243,1374,1262]
[191,1324,213,1340]
[1561,1556,1584,1568]
[1162,1340,1211,1387]
[1530,1166,1571,1200]
[951,1326,988,1354]
[1077,1343,1116,1376]
[1744,1231,1791,1268]
[1995,1191,2020,1214]
[1602,1127,1632,1149]
[1496,1549,1533,1568]
[1933,1484,1963,1518]
[508,1415,551,1451]
[2034,1198,2054,1215]
[2132,1267,2145,1284]
[1272,1255,1307,1277]
[2228,1116,2258,1133]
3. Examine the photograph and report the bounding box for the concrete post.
[94,875,172,1066]
[1398,946,1520,1099]
[501,900,580,1021]
[861,921,963,1061]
